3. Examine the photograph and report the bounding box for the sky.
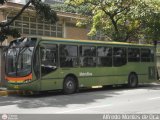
[14,0,45,4]
[14,0,25,4]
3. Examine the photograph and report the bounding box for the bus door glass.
[33,46,40,79]
[40,44,58,77]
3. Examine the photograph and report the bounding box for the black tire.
[128,73,138,88]
[63,76,77,94]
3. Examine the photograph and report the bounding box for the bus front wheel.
[128,73,138,88]
[63,76,76,94]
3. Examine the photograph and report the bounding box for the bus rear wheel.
[63,76,77,94]
[128,73,138,88]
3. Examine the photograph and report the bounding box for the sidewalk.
[0,87,8,96]
[0,87,34,96]
[0,87,20,96]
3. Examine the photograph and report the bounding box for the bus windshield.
[6,37,36,77]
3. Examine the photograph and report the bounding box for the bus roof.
[28,36,154,47]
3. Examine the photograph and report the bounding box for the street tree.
[0,0,58,45]
[66,0,160,42]
[51,3,90,15]
[142,0,160,43]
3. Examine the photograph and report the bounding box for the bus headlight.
[24,79,31,83]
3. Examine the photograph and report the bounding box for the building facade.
[0,2,91,44]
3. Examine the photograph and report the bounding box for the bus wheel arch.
[128,72,138,88]
[63,74,79,94]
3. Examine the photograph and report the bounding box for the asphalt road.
[0,83,160,114]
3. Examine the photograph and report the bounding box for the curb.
[0,90,21,96]
[0,91,8,96]
[0,90,34,96]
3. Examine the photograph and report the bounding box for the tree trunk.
[110,16,121,41]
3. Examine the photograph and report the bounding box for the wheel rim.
[66,81,74,90]
[64,77,77,94]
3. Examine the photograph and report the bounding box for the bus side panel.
[40,69,63,91]
[96,67,127,86]
[39,61,156,91]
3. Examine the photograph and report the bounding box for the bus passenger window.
[141,48,152,62]
[41,44,58,76]
[80,46,96,67]
[97,46,112,67]
[128,48,140,62]
[113,47,127,67]
[151,49,154,62]
[60,45,78,67]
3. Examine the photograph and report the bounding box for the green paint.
[6,37,157,92]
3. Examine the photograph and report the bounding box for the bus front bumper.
[7,80,40,92]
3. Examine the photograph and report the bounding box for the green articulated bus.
[5,36,157,94]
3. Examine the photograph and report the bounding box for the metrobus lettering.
[79,72,93,76]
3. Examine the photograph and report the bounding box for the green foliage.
[32,0,58,23]
[0,27,21,43]
[142,13,160,43]
[66,0,160,42]
[0,0,6,5]
[51,3,91,15]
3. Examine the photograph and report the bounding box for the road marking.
[148,97,160,100]
[56,104,112,113]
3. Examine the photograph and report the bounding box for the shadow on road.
[138,82,160,90]
[0,83,159,109]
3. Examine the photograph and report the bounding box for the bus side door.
[40,43,59,91]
